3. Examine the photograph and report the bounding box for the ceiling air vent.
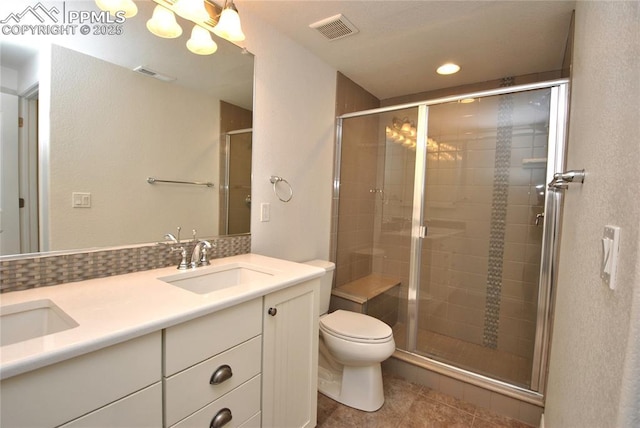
[309,14,359,41]
[133,66,176,82]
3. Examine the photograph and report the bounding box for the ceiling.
[236,0,576,100]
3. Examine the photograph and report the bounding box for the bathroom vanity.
[0,254,322,428]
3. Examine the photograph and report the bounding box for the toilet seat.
[320,310,392,344]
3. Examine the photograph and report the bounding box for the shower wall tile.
[334,73,381,288]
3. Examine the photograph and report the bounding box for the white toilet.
[303,260,396,412]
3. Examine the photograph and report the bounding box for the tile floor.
[317,373,534,428]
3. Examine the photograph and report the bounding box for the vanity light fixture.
[95,0,137,18]
[387,117,418,150]
[187,25,218,55]
[146,5,183,38]
[97,0,247,55]
[149,0,246,54]
[436,63,460,75]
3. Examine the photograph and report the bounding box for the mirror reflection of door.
[1,93,20,255]
[0,89,38,256]
[224,129,252,235]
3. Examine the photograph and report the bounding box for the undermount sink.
[0,299,79,347]
[159,264,274,295]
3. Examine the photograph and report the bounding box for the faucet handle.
[192,229,197,242]
[199,240,214,266]
[171,246,189,270]
[200,248,211,266]
[163,233,178,244]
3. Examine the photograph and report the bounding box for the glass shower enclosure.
[334,80,569,399]
[221,129,252,235]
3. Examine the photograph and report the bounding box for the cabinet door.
[0,332,161,428]
[59,383,162,428]
[262,279,319,428]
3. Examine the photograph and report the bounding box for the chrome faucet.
[190,240,214,268]
[164,233,179,244]
[163,228,214,270]
[163,228,190,270]
[172,246,190,270]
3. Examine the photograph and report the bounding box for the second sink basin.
[159,264,274,295]
[0,299,79,347]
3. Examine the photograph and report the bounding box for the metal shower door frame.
[222,128,252,235]
[335,79,570,401]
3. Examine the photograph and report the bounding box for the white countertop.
[0,254,324,380]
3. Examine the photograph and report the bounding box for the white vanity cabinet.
[0,332,162,428]
[0,257,323,428]
[164,278,320,428]
[163,298,263,427]
[262,279,320,428]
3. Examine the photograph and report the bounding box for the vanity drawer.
[164,298,262,376]
[239,412,261,427]
[165,336,262,426]
[171,375,261,428]
[0,332,161,428]
[59,382,162,428]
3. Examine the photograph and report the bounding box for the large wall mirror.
[0,1,254,257]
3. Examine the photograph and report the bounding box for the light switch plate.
[72,192,91,208]
[601,225,620,290]
[260,202,270,222]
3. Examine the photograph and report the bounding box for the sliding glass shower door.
[335,80,568,395]
[413,89,553,389]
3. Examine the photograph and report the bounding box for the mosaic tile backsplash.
[0,235,251,293]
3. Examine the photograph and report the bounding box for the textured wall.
[47,45,220,250]
[544,2,640,426]
[240,8,337,262]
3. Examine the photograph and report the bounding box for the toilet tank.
[302,260,335,315]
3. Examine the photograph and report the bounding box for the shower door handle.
[419,225,427,238]
[548,169,585,190]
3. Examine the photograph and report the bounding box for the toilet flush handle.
[267,307,277,316]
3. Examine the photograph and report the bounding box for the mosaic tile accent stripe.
[482,77,515,349]
[0,235,251,293]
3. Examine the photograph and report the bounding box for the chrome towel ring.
[270,175,293,202]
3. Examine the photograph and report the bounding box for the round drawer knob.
[209,364,233,385]
[210,408,232,428]
[268,307,277,316]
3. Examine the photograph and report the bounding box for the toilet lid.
[320,310,392,341]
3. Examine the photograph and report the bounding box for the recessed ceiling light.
[437,63,460,75]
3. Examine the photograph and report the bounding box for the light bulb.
[147,5,182,39]
[187,25,218,55]
[436,63,460,75]
[213,5,245,42]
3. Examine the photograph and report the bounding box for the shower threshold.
[392,323,532,390]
